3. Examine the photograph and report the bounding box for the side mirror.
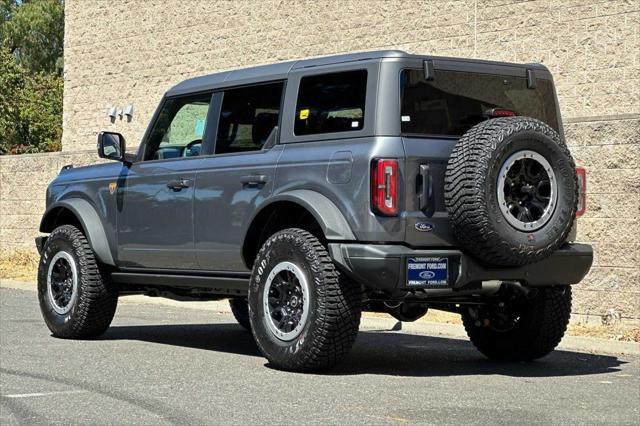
[97,131,126,162]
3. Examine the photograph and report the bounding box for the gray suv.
[36,50,593,372]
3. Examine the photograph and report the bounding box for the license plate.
[407,257,449,286]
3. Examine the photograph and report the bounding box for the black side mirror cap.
[97,131,129,163]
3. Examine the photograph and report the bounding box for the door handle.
[240,175,268,187]
[167,178,192,191]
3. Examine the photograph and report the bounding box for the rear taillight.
[576,167,586,217]
[371,158,398,216]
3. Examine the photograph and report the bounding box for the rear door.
[194,81,285,271]
[116,93,212,269]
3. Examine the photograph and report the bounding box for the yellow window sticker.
[299,109,309,120]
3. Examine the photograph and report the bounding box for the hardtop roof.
[166,50,547,96]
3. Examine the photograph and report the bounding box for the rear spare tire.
[444,117,578,266]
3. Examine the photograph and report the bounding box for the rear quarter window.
[294,70,367,136]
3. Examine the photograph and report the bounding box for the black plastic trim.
[111,271,249,290]
[527,69,537,89]
[40,199,116,266]
[35,236,47,255]
[423,59,435,80]
[328,243,593,291]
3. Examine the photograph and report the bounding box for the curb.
[2,279,638,357]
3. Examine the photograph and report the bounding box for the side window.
[215,82,284,155]
[143,93,211,161]
[294,70,367,136]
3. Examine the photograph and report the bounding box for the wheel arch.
[39,199,115,266]
[241,190,355,269]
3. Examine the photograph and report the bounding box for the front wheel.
[248,228,362,372]
[229,297,251,331]
[37,225,118,339]
[462,286,571,361]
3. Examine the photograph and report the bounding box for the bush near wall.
[0,48,63,154]
[0,0,64,155]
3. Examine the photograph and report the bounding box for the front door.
[117,93,212,269]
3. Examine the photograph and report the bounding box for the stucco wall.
[1,0,638,319]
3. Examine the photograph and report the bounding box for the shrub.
[0,47,62,154]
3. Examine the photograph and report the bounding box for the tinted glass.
[400,69,559,137]
[215,82,284,154]
[294,70,367,136]
[144,93,211,161]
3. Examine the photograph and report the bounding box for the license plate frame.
[406,257,449,287]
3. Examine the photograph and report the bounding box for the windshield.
[400,69,559,137]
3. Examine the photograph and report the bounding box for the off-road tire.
[38,225,118,339]
[248,228,362,372]
[229,298,251,331]
[445,117,578,266]
[462,286,571,361]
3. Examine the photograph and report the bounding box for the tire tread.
[444,117,578,266]
[250,228,362,372]
[462,287,572,360]
[38,225,117,339]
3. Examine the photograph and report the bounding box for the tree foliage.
[0,0,64,155]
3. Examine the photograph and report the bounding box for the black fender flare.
[39,198,115,266]
[250,190,356,241]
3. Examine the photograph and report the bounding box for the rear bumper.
[328,242,593,291]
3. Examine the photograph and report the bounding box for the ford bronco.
[36,50,592,372]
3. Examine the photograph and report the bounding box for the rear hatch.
[399,63,561,247]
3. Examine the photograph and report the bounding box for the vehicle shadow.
[102,323,627,378]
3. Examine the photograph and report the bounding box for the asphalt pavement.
[1,287,639,425]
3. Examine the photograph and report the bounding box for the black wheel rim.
[47,251,78,314]
[497,150,557,231]
[263,261,309,341]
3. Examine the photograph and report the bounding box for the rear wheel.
[248,228,362,372]
[462,286,571,361]
[37,225,118,339]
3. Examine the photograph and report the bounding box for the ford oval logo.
[419,271,436,279]
[415,222,434,232]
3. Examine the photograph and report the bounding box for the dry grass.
[0,249,39,282]
[567,323,640,343]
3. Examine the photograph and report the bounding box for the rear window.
[216,82,284,154]
[400,69,559,137]
[294,70,367,136]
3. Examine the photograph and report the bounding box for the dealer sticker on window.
[407,257,448,286]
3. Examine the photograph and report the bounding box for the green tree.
[0,48,62,154]
[2,0,64,75]
[0,0,63,155]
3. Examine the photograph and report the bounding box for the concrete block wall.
[564,117,639,318]
[1,0,638,319]
[0,151,97,249]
